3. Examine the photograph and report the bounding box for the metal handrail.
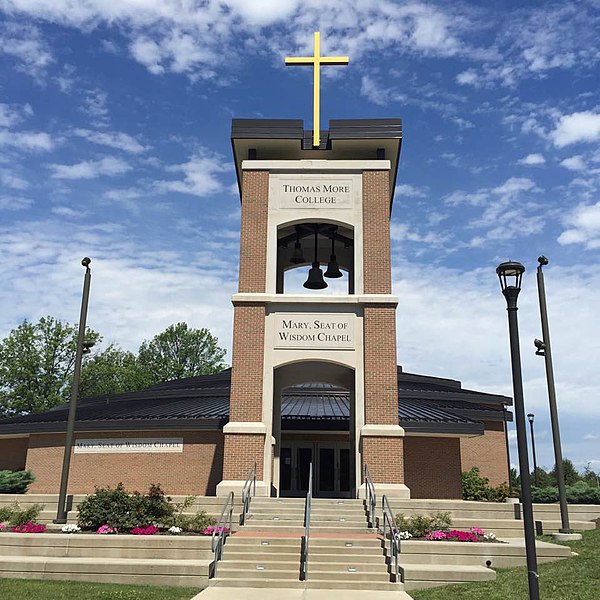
[300,462,313,581]
[210,491,234,578]
[240,462,257,525]
[364,463,377,528]
[381,494,402,583]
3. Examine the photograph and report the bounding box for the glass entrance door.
[280,442,352,498]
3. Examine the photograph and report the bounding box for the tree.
[78,345,151,399]
[550,458,581,486]
[0,316,100,416]
[137,323,226,385]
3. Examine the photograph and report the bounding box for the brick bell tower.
[216,34,408,499]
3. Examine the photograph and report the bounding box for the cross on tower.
[285,32,349,149]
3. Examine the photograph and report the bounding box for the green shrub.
[395,511,452,537]
[532,482,600,504]
[162,497,216,532]
[0,502,44,526]
[77,483,174,531]
[462,467,509,502]
[0,470,35,494]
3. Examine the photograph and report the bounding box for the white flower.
[398,530,413,540]
[483,532,497,541]
[61,524,81,534]
[168,526,183,534]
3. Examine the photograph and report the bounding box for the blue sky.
[1,1,599,475]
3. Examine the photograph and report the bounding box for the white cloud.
[560,155,586,171]
[73,129,148,154]
[456,69,479,86]
[0,195,34,210]
[0,129,54,152]
[155,151,231,197]
[0,169,28,190]
[0,21,53,78]
[82,90,109,127]
[395,184,427,198]
[519,153,545,166]
[0,103,32,128]
[551,111,600,147]
[558,202,600,249]
[48,157,131,179]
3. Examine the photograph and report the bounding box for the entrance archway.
[272,361,356,498]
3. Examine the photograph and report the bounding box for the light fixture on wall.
[303,229,327,289]
[324,233,342,278]
[290,225,305,264]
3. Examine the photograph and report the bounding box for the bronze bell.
[324,255,342,278]
[290,240,305,264]
[304,261,328,289]
[324,235,342,278]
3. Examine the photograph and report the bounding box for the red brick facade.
[24,430,224,496]
[362,436,404,484]
[404,437,463,499]
[460,421,509,486]
[222,433,265,480]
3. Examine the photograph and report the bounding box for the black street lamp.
[535,256,580,539]
[527,413,539,487]
[496,260,540,600]
[54,258,93,524]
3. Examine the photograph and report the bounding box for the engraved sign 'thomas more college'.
[278,178,353,208]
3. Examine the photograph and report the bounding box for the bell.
[324,235,342,278]
[324,254,342,278]
[304,261,328,289]
[290,240,305,264]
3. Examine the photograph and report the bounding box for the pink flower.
[11,522,46,534]
[97,524,118,535]
[202,525,230,536]
[470,527,485,536]
[0,523,6,532]
[425,530,448,540]
[131,525,160,535]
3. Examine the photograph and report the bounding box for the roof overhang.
[231,118,402,209]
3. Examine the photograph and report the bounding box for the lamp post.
[527,413,539,486]
[496,260,539,600]
[535,256,580,539]
[54,258,93,524]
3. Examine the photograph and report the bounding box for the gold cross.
[285,32,349,148]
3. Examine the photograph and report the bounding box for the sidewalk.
[194,587,414,599]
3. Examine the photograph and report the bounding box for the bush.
[462,467,509,502]
[0,470,35,494]
[532,481,600,504]
[77,483,174,531]
[0,503,44,526]
[395,512,452,538]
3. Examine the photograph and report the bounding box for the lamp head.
[527,413,534,423]
[81,257,91,268]
[534,338,546,356]
[538,255,549,266]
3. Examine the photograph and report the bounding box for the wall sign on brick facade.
[278,178,353,208]
[74,438,184,453]
[274,313,354,349]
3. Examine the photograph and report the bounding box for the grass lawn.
[410,528,599,600]
[0,578,199,599]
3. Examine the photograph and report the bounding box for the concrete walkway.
[193,588,414,599]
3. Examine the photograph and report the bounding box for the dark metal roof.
[0,367,507,437]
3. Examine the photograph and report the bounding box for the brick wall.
[363,304,398,425]
[24,430,224,495]
[404,436,463,499]
[222,433,264,480]
[460,421,509,486]
[238,170,269,293]
[362,170,392,294]
[362,436,404,484]
[0,437,28,471]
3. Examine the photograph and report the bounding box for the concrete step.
[0,555,211,587]
[227,537,382,550]
[400,563,496,590]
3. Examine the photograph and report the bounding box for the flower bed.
[396,527,499,542]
